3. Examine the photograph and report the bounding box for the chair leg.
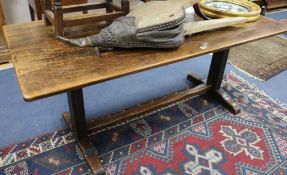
[36,11,43,20]
[54,0,64,36]
[29,5,35,21]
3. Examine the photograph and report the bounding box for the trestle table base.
[64,49,240,175]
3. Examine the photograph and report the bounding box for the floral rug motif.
[0,72,286,175]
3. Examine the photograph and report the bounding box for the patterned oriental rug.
[228,36,287,81]
[0,72,287,175]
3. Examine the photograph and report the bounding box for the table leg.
[66,89,106,175]
[207,49,241,114]
[65,50,238,174]
[67,89,88,140]
[187,49,240,114]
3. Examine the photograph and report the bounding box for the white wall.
[1,0,31,24]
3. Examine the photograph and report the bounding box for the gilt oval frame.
[198,0,261,21]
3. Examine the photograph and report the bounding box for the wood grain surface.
[3,16,287,101]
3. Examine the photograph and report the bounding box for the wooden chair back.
[43,0,130,36]
[51,0,88,6]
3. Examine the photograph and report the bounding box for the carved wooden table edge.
[62,47,239,175]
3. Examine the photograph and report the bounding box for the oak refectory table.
[4,16,287,175]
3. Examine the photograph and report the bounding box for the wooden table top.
[4,16,287,101]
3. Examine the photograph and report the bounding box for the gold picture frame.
[199,0,261,21]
